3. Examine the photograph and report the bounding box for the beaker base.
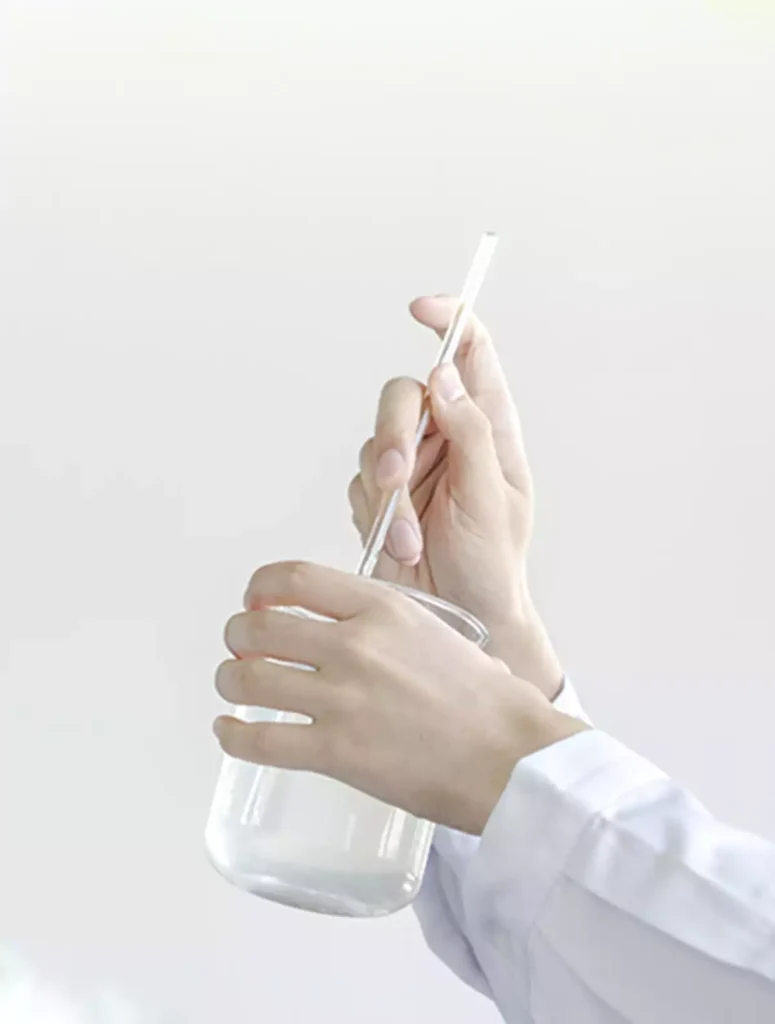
[212,857,418,917]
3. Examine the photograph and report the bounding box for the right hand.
[348,295,564,699]
[219,562,585,834]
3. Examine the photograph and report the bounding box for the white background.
[1,1,774,1021]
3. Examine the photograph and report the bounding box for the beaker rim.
[381,581,489,648]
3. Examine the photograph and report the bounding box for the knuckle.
[243,610,267,646]
[467,411,497,454]
[380,375,414,401]
[228,609,271,652]
[347,473,363,507]
[340,619,378,661]
[375,586,411,622]
[470,404,494,438]
[358,438,375,472]
[220,658,272,704]
[245,561,274,596]
[283,560,314,593]
[379,430,412,456]
[378,378,421,439]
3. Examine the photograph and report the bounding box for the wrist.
[464,702,589,836]
[486,603,564,701]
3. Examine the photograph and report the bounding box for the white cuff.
[432,676,589,865]
[461,730,665,993]
[552,676,592,724]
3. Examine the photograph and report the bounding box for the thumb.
[429,363,503,521]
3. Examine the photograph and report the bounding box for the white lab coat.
[414,680,775,1022]
[3,682,775,1022]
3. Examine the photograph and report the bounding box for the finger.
[373,377,425,490]
[349,470,422,565]
[224,607,335,665]
[358,431,423,566]
[348,474,371,538]
[408,439,447,522]
[214,716,323,772]
[356,432,446,521]
[243,561,383,620]
[385,510,423,565]
[410,296,530,491]
[408,431,446,500]
[215,658,328,717]
[346,477,405,582]
[428,363,504,521]
[357,438,380,510]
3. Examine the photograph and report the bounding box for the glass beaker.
[205,582,488,918]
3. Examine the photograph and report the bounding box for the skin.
[347,296,564,700]
[214,296,588,836]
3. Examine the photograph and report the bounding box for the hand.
[348,296,563,699]
[214,562,586,835]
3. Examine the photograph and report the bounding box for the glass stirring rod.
[356,231,499,579]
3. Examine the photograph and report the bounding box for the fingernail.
[436,364,465,403]
[376,448,405,487]
[387,519,422,563]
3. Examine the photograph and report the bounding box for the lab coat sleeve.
[413,676,590,1001]
[416,699,775,1023]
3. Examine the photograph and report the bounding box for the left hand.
[348,296,563,699]
[214,561,586,835]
